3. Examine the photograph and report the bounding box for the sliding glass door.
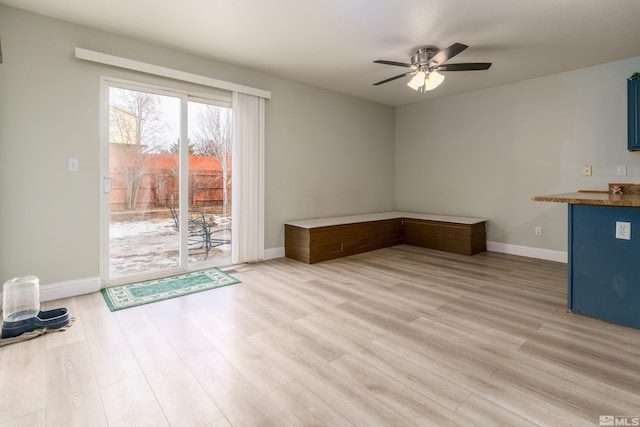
[101,81,232,285]
[186,99,233,266]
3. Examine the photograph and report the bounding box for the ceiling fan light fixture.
[422,70,445,91]
[407,71,426,90]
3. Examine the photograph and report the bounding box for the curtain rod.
[75,47,271,100]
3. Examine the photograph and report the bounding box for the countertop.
[533,192,640,207]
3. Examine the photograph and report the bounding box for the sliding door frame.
[99,77,232,287]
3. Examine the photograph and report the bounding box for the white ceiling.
[3,0,640,106]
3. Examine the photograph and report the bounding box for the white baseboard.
[40,277,101,302]
[487,241,567,263]
[264,246,285,260]
[262,244,566,264]
[15,244,556,305]
[6,250,286,304]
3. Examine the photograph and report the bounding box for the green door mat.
[101,268,240,311]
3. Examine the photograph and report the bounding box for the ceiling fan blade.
[436,62,492,71]
[373,60,414,68]
[373,71,415,86]
[428,43,468,66]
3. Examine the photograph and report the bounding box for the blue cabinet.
[569,204,640,328]
[629,79,640,151]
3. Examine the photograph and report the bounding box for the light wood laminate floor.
[1,245,639,426]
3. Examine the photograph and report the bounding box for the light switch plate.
[582,165,592,176]
[615,221,631,240]
[68,158,79,172]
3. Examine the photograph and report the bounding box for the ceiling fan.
[373,43,491,92]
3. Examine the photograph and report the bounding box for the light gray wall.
[395,56,640,251]
[0,6,395,285]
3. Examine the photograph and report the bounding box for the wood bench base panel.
[285,219,403,264]
[403,219,486,256]
[285,217,486,263]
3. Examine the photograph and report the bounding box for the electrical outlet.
[615,221,631,240]
[582,165,592,176]
[535,226,543,236]
[617,165,627,176]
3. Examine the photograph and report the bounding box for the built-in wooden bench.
[284,212,486,264]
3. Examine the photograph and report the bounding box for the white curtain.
[231,93,265,263]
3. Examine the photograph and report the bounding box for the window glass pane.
[108,86,181,277]
[187,101,233,264]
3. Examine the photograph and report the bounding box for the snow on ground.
[109,218,231,277]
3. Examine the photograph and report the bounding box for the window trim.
[100,77,233,286]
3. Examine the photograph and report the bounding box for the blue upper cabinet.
[629,78,640,151]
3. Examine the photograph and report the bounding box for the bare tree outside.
[109,87,171,210]
[191,103,233,207]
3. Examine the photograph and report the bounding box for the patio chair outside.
[169,206,211,260]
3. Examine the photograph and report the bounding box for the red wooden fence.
[109,146,231,211]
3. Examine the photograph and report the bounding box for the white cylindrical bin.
[2,276,40,322]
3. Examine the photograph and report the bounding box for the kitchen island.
[533,188,640,329]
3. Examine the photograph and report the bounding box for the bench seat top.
[285,211,486,229]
